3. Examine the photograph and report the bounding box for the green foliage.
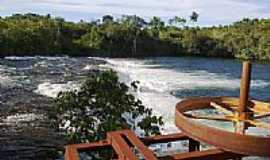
[169,16,187,27]
[102,15,114,24]
[190,11,199,22]
[75,26,103,50]
[1,13,270,60]
[53,70,163,143]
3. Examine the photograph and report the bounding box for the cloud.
[258,7,270,13]
[30,0,83,6]
[0,0,270,26]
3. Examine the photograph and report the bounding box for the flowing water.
[0,56,103,159]
[102,57,270,134]
[102,57,270,159]
[0,56,270,159]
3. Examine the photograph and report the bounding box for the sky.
[0,0,270,26]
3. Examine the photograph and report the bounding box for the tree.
[1,13,270,60]
[102,15,114,24]
[75,26,103,50]
[190,11,199,23]
[120,15,147,56]
[121,15,147,29]
[53,70,163,143]
[169,16,187,27]
[149,16,165,30]
[149,16,165,38]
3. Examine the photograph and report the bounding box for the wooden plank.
[108,132,137,160]
[124,130,158,160]
[254,112,270,119]
[245,119,270,130]
[210,102,234,116]
[109,132,138,160]
[249,107,270,115]
[251,101,270,113]
[142,133,188,145]
[68,140,110,150]
[65,145,79,160]
[171,148,241,160]
[183,113,233,121]
[220,97,240,107]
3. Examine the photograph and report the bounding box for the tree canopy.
[0,13,270,60]
[53,70,163,143]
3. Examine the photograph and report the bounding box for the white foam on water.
[38,56,68,60]
[2,113,43,124]
[35,81,79,98]
[0,75,19,88]
[4,56,36,61]
[104,59,269,93]
[122,60,267,90]
[137,92,180,134]
[83,65,95,70]
[102,58,270,136]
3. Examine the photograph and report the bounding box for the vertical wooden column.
[189,138,200,152]
[236,61,252,134]
[239,61,252,114]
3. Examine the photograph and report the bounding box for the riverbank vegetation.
[0,13,270,60]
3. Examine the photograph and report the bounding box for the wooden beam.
[239,61,252,114]
[65,145,79,160]
[249,107,270,115]
[245,119,270,130]
[123,130,158,160]
[141,133,188,145]
[171,148,241,160]
[183,113,233,121]
[108,132,138,160]
[69,140,110,151]
[254,112,270,119]
[210,102,234,116]
[236,62,252,134]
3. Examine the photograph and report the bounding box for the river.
[0,56,270,159]
[102,57,270,133]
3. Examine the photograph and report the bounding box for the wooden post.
[239,61,252,114]
[236,61,252,134]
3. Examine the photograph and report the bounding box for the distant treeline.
[0,13,270,60]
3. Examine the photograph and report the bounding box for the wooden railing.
[65,130,242,160]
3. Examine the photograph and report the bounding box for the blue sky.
[1,0,270,26]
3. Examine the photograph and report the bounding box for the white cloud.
[30,0,83,6]
[0,0,269,26]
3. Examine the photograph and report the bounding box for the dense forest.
[0,13,270,60]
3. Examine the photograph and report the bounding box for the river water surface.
[102,57,270,133]
[1,56,270,159]
[103,57,270,160]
